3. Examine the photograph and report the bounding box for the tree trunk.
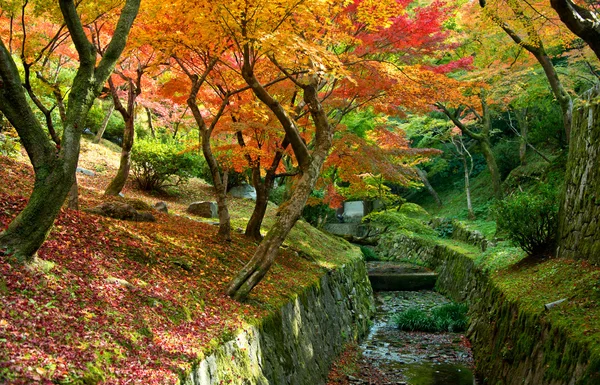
[557,84,600,264]
[146,107,155,138]
[416,168,442,207]
[479,138,503,200]
[226,152,324,301]
[245,170,274,241]
[0,161,74,260]
[105,117,134,196]
[67,175,79,210]
[462,153,475,220]
[228,51,332,300]
[516,108,528,166]
[94,103,114,144]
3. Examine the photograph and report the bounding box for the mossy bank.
[376,232,600,385]
[182,252,375,385]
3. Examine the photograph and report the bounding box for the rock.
[76,167,95,177]
[187,201,218,218]
[229,184,257,200]
[87,202,156,222]
[343,201,365,223]
[154,201,168,213]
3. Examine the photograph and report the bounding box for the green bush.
[360,246,378,261]
[492,185,558,256]
[393,302,468,333]
[131,140,203,191]
[269,184,287,205]
[302,203,335,227]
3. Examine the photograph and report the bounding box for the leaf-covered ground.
[0,140,358,384]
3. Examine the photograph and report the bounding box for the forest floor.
[0,138,359,384]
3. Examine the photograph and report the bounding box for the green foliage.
[393,302,468,332]
[492,185,559,256]
[0,131,21,157]
[302,196,335,227]
[359,246,378,261]
[493,140,521,180]
[269,184,287,205]
[434,218,454,238]
[364,206,433,236]
[131,139,204,191]
[392,308,437,332]
[85,102,124,144]
[431,302,469,332]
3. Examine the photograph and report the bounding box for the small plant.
[392,307,437,332]
[393,302,468,332]
[359,246,378,261]
[431,302,468,332]
[492,185,558,256]
[434,218,454,238]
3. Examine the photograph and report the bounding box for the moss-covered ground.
[0,139,359,384]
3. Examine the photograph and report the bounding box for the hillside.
[0,139,359,384]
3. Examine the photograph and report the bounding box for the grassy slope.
[0,138,359,384]
[404,155,600,366]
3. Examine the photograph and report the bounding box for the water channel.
[358,289,475,384]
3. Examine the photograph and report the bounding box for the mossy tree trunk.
[0,0,141,262]
[550,0,600,61]
[226,42,333,301]
[557,84,600,264]
[416,168,442,208]
[105,68,144,196]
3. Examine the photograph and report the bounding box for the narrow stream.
[359,290,475,385]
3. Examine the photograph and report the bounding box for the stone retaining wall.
[182,256,375,385]
[376,233,600,385]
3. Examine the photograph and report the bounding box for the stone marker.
[229,184,257,201]
[187,201,218,218]
[76,167,95,177]
[343,201,365,223]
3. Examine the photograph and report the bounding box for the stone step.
[367,262,438,291]
[368,272,438,291]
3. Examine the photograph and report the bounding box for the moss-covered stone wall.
[558,84,600,264]
[182,255,375,385]
[377,233,600,385]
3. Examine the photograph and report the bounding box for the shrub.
[393,302,468,333]
[269,184,287,205]
[302,203,335,227]
[131,140,202,191]
[359,246,378,261]
[492,185,558,256]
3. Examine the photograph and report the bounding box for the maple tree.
[0,0,141,260]
[103,41,158,196]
